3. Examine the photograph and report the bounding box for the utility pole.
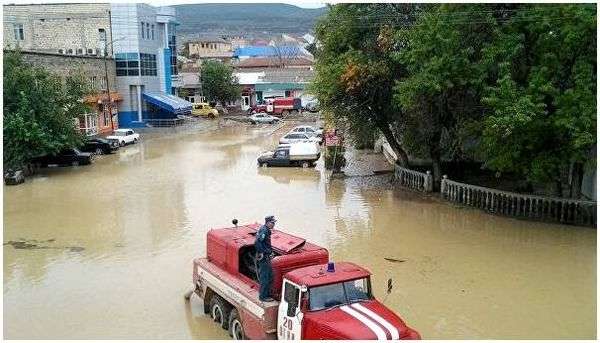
[103,47,114,131]
[102,12,125,132]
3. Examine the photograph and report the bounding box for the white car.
[249,113,280,124]
[279,132,322,145]
[289,125,323,137]
[106,128,140,147]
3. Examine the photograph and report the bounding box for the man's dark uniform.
[255,217,274,301]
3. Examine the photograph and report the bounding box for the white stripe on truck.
[351,303,399,339]
[340,305,387,340]
[199,269,265,318]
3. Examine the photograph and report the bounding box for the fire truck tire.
[228,309,245,340]
[282,110,290,117]
[290,109,298,115]
[209,296,232,330]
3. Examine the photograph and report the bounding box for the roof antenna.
[232,218,238,228]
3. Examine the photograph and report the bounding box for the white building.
[110,3,190,127]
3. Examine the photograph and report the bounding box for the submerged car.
[279,132,321,145]
[288,125,323,138]
[80,137,119,155]
[192,103,219,118]
[249,113,280,124]
[106,128,140,147]
[30,148,94,167]
[257,142,320,167]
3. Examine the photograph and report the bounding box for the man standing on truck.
[255,215,275,302]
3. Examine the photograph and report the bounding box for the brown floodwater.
[3,121,596,339]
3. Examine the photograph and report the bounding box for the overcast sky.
[148,0,327,8]
[6,0,327,8]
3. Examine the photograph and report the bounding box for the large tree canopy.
[311,4,423,166]
[200,60,241,105]
[3,51,90,169]
[394,4,500,183]
[480,4,596,195]
[312,3,596,197]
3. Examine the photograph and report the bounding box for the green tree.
[311,4,424,166]
[3,51,91,170]
[480,4,596,196]
[393,4,500,184]
[199,60,241,106]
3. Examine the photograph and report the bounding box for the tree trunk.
[429,131,442,191]
[555,178,563,197]
[376,121,409,167]
[570,162,584,199]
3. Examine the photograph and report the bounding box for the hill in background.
[174,3,327,38]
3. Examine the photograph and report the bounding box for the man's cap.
[265,215,277,223]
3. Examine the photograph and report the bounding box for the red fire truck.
[185,222,421,340]
[250,97,302,116]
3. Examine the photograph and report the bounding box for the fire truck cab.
[186,222,420,340]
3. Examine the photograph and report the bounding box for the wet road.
[3,121,596,339]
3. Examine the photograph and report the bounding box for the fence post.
[424,171,433,192]
[441,175,448,198]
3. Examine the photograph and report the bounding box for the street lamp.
[102,36,125,131]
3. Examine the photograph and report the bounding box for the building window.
[151,24,155,40]
[146,23,150,41]
[115,52,140,76]
[168,24,177,75]
[140,53,157,76]
[99,28,106,42]
[140,22,145,39]
[13,23,24,41]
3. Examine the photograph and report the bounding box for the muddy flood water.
[3,120,596,339]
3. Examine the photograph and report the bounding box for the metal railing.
[144,118,185,127]
[441,176,597,226]
[394,165,433,192]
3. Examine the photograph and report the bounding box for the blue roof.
[143,92,192,115]
[234,45,302,58]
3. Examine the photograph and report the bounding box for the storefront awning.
[142,92,192,114]
[255,83,307,91]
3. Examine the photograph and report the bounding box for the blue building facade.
[110,4,190,127]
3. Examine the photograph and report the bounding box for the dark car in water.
[80,137,119,155]
[30,148,94,167]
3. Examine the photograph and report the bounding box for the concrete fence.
[441,175,597,226]
[394,166,433,192]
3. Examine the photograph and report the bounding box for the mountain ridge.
[174,3,327,37]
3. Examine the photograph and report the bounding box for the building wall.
[3,3,113,57]
[16,50,120,134]
[187,40,232,56]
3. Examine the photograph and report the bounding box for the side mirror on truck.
[387,278,393,294]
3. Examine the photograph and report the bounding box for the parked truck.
[184,222,421,340]
[250,97,302,116]
[257,142,320,168]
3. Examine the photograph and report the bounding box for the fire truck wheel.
[209,296,231,330]
[228,309,245,340]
